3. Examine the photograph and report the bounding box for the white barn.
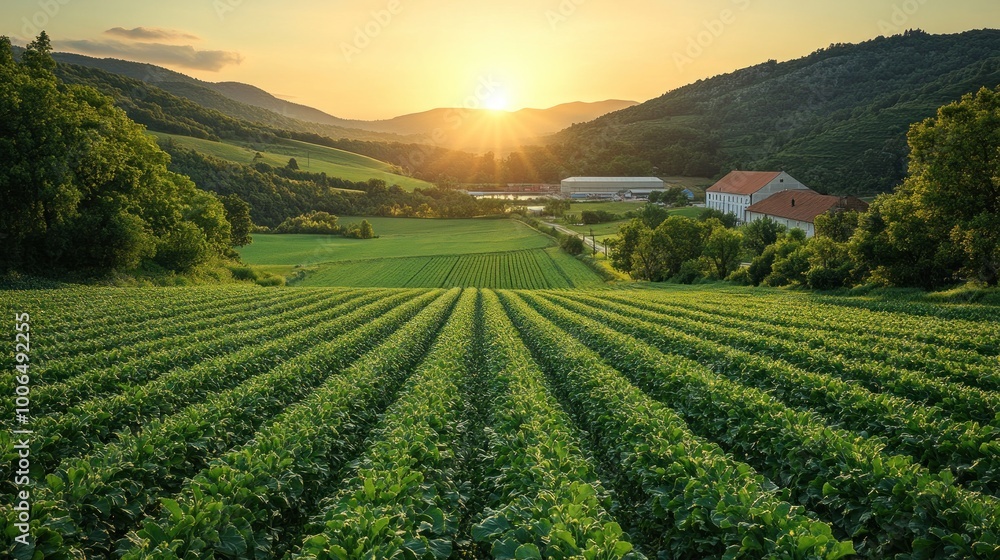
[705,171,810,224]
[561,177,664,196]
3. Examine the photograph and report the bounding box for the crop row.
[4,286,271,341]
[117,289,461,559]
[594,292,1000,426]
[515,291,1000,558]
[620,292,1000,392]
[497,291,855,559]
[550,291,1000,494]
[3,290,445,557]
[472,290,637,558]
[640,287,999,355]
[0,289,426,494]
[0,286,284,374]
[26,288,312,368]
[418,251,566,289]
[300,249,604,289]
[0,289,364,416]
[292,290,477,558]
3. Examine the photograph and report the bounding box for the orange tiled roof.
[706,171,782,195]
[746,190,868,223]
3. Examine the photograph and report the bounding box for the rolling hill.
[48,51,415,144]
[149,132,434,191]
[331,100,638,153]
[46,50,634,153]
[549,29,1000,195]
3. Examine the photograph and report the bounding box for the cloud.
[56,39,243,71]
[104,27,201,42]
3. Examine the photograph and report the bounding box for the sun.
[484,93,509,111]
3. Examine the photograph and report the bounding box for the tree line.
[161,144,512,227]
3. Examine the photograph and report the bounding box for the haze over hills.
[47,51,635,153]
[46,51,416,144]
[333,100,638,153]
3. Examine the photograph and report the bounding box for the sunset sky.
[3,0,999,120]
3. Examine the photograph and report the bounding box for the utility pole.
[590,227,596,256]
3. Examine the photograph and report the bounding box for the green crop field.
[239,217,605,288]
[3,284,999,559]
[149,132,435,191]
[240,218,554,265]
[300,248,603,289]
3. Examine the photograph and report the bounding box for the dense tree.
[560,235,585,255]
[698,208,738,228]
[274,211,341,234]
[580,210,619,225]
[852,86,1000,287]
[0,34,234,274]
[359,219,375,239]
[702,225,744,279]
[814,210,861,243]
[741,216,786,256]
[0,36,13,66]
[653,187,691,207]
[162,144,509,227]
[804,236,854,290]
[608,219,647,275]
[635,216,707,281]
[743,230,807,286]
[22,31,55,72]
[220,194,253,247]
[635,203,671,229]
[543,199,572,217]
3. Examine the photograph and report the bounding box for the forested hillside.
[551,29,1000,194]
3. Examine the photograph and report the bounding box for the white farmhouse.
[561,177,664,197]
[705,171,810,224]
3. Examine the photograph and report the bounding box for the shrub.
[154,221,210,272]
[727,266,753,285]
[674,259,703,284]
[561,235,585,255]
[255,273,286,287]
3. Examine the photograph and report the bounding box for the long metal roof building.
[560,177,664,195]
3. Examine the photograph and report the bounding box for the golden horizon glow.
[484,93,510,112]
[2,0,998,120]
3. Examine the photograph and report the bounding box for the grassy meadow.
[149,132,434,191]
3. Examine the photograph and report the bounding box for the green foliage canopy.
[0,34,234,274]
[852,86,1000,287]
